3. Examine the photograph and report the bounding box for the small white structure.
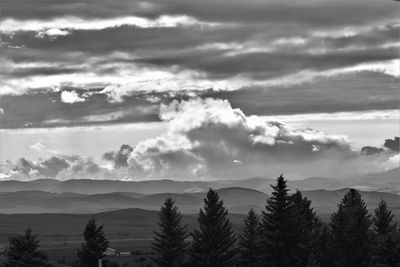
[104,248,116,256]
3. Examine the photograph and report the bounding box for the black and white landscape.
[0,0,399,266]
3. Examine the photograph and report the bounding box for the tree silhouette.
[261,175,309,267]
[75,218,109,267]
[189,189,237,267]
[330,189,372,267]
[238,209,262,267]
[152,198,189,267]
[4,227,50,267]
[291,190,321,266]
[371,200,400,267]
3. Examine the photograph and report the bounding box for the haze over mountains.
[1,167,399,194]
[1,167,399,215]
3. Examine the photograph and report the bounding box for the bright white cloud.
[1,98,398,180]
[124,98,397,180]
[60,90,86,104]
[0,15,218,37]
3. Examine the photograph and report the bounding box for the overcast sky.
[0,0,399,181]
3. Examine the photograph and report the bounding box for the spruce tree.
[189,189,237,267]
[261,175,308,267]
[309,225,334,267]
[330,189,372,267]
[371,200,400,267]
[4,228,50,267]
[238,209,262,267]
[75,217,109,267]
[151,198,189,267]
[291,190,321,266]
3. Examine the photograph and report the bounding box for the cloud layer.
[0,0,398,130]
[1,98,398,180]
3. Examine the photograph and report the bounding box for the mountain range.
[0,167,399,215]
[1,187,399,216]
[1,167,399,194]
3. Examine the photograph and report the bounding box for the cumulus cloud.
[361,136,400,155]
[2,98,398,181]
[122,98,396,179]
[12,156,69,178]
[103,144,133,168]
[1,155,122,180]
[384,137,399,152]
[60,90,86,104]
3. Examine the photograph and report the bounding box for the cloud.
[0,2,398,96]
[60,91,86,104]
[2,98,398,180]
[361,146,384,156]
[384,137,400,152]
[0,71,397,129]
[360,137,400,155]
[12,156,69,177]
[124,98,397,179]
[1,155,122,180]
[0,15,217,37]
[30,141,59,155]
[103,144,133,168]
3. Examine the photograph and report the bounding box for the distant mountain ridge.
[1,186,399,216]
[1,167,399,194]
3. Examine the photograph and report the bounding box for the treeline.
[2,175,400,267]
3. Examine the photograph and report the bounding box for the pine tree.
[309,225,334,267]
[4,227,50,267]
[330,189,372,267]
[261,175,308,267]
[189,189,237,267]
[371,200,400,267]
[291,190,321,266]
[75,217,109,267]
[238,209,262,267]
[151,198,189,267]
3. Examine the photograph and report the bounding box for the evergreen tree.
[291,190,321,267]
[261,175,308,267]
[4,228,50,267]
[151,198,189,267]
[371,200,400,267]
[238,209,262,267]
[189,189,237,267]
[75,217,109,267]
[309,225,333,267]
[330,189,372,267]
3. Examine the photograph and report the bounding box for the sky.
[0,0,399,181]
